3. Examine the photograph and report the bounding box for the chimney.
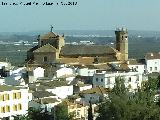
[150,53,153,56]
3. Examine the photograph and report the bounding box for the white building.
[29,91,61,112]
[46,85,73,99]
[73,84,92,94]
[0,85,28,120]
[29,81,74,99]
[76,67,96,76]
[78,87,108,104]
[145,52,160,73]
[2,67,27,86]
[93,71,143,90]
[56,67,74,78]
[127,59,145,74]
[28,67,45,83]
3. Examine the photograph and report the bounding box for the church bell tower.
[115,28,128,61]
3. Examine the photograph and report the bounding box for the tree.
[96,77,160,120]
[88,100,93,120]
[55,103,73,120]
[13,107,53,120]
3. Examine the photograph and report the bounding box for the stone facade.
[115,28,128,61]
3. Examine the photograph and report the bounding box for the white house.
[46,85,73,99]
[29,81,74,99]
[0,85,28,120]
[33,67,45,79]
[78,87,108,104]
[73,84,92,94]
[29,91,61,112]
[93,71,143,91]
[30,97,61,112]
[56,67,74,78]
[145,52,160,73]
[76,67,96,76]
[28,67,45,83]
[3,67,27,86]
[127,59,145,74]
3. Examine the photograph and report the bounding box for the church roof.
[33,44,57,53]
[60,45,117,56]
[40,32,58,40]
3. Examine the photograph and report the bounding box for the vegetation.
[88,100,93,120]
[13,107,53,120]
[13,105,72,120]
[54,103,72,120]
[96,77,160,120]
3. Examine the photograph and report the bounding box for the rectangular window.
[17,92,21,99]
[150,67,152,71]
[13,93,16,99]
[18,104,22,110]
[155,67,157,71]
[0,95,5,101]
[6,105,10,112]
[101,79,103,82]
[1,106,5,113]
[43,56,48,62]
[128,77,131,82]
[96,78,98,82]
[13,104,17,111]
[5,94,9,100]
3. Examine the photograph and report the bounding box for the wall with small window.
[146,59,160,73]
[93,74,105,88]
[34,52,57,65]
[0,88,28,118]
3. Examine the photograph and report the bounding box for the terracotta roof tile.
[145,52,160,60]
[60,45,117,57]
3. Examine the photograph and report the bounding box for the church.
[27,27,128,65]
[26,27,128,76]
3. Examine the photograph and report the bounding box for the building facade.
[0,86,28,120]
[93,71,143,91]
[145,52,160,73]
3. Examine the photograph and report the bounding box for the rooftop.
[38,80,68,88]
[60,45,117,57]
[32,91,55,98]
[127,59,144,65]
[80,87,109,94]
[33,44,57,53]
[145,52,160,60]
[0,85,27,92]
[35,98,59,104]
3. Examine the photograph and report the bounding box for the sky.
[0,0,160,32]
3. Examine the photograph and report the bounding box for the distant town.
[0,27,160,120]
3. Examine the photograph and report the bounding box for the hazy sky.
[0,0,160,32]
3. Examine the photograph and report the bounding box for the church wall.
[58,37,65,51]
[33,52,57,64]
